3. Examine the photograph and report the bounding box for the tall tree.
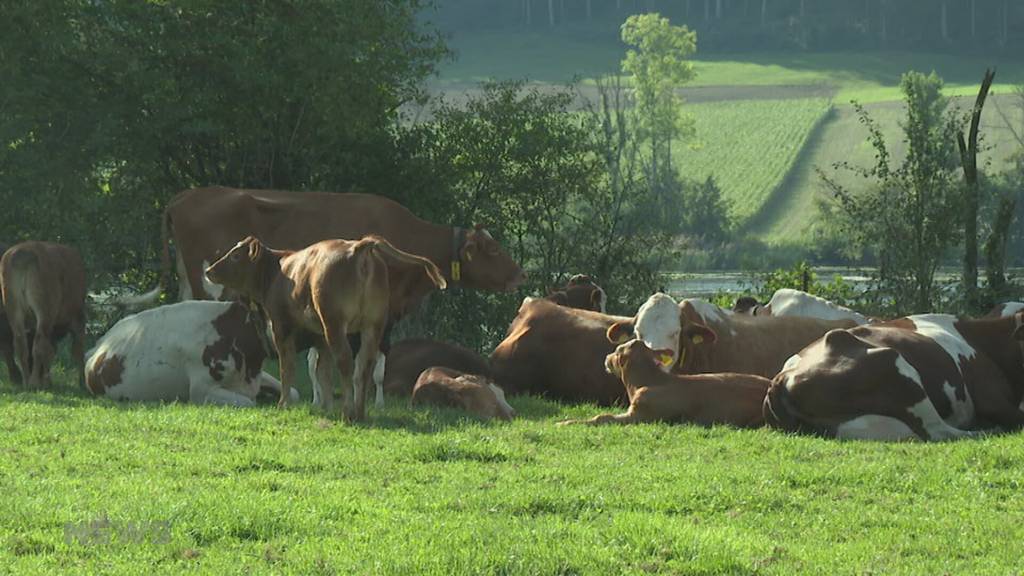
[957,68,996,312]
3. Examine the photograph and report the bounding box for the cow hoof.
[277,398,290,409]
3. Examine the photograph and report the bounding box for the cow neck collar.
[450,226,468,286]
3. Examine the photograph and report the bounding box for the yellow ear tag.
[451,261,461,282]
[658,353,674,367]
[465,250,473,262]
[691,334,704,345]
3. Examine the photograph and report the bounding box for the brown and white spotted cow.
[607,293,856,378]
[86,301,296,406]
[733,289,871,325]
[490,298,632,405]
[204,235,446,421]
[1,241,87,388]
[764,313,1024,441]
[559,339,770,427]
[411,366,515,421]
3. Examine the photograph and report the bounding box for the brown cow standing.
[133,187,524,302]
[0,241,87,389]
[490,298,631,405]
[560,338,769,427]
[0,242,24,384]
[411,366,515,421]
[204,235,445,421]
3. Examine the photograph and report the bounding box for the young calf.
[1,241,87,388]
[411,366,515,421]
[86,301,297,406]
[204,235,445,421]
[560,338,770,427]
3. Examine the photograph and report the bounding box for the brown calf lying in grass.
[561,338,770,427]
[205,235,445,421]
[411,366,515,421]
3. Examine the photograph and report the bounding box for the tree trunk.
[971,0,976,38]
[761,0,767,27]
[705,0,711,21]
[957,68,996,312]
[716,0,723,19]
[586,0,592,21]
[548,0,555,27]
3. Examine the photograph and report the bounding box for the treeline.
[431,0,1023,51]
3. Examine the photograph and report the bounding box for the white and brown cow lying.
[85,301,296,406]
[560,338,769,427]
[608,293,857,378]
[764,313,1024,441]
[734,288,871,325]
[411,366,515,421]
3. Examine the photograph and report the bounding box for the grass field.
[674,98,832,225]
[3,366,1024,574]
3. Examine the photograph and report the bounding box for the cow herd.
[2,185,1023,442]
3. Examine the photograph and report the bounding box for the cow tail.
[365,236,447,290]
[158,206,172,296]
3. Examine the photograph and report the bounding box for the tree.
[620,13,697,188]
[821,71,965,315]
[956,68,995,312]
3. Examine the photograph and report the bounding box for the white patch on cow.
[521,296,537,307]
[997,302,1024,317]
[782,353,802,372]
[634,293,683,372]
[488,383,515,418]
[908,314,977,376]
[176,250,193,300]
[596,287,608,314]
[201,260,225,300]
[682,298,736,336]
[836,415,917,441]
[942,380,975,429]
[766,288,870,325]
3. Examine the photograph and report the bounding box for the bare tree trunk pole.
[971,0,976,39]
[761,0,767,28]
[548,0,555,27]
[957,68,996,312]
[941,1,949,42]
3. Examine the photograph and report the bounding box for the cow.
[85,301,297,406]
[546,274,607,313]
[490,298,632,405]
[0,242,23,384]
[733,288,871,325]
[559,338,770,427]
[411,366,515,421]
[131,186,523,302]
[986,302,1024,318]
[606,293,857,379]
[763,313,1024,441]
[1,241,87,389]
[204,235,446,421]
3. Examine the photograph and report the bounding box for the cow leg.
[195,384,257,407]
[30,326,54,389]
[310,345,335,412]
[353,326,383,420]
[272,333,296,409]
[254,371,298,405]
[8,311,31,388]
[69,312,86,390]
[324,324,355,420]
[373,353,386,408]
[559,407,643,426]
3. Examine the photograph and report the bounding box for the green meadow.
[2,368,1023,574]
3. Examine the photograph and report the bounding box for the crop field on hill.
[674,98,832,226]
[2,368,1024,574]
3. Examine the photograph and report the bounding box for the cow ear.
[248,239,264,262]
[590,289,603,311]
[606,321,634,344]
[683,323,717,345]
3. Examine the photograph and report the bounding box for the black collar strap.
[451,227,467,284]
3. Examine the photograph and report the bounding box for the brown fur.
[85,351,125,396]
[490,298,631,405]
[545,274,606,312]
[154,187,523,300]
[383,339,491,396]
[0,241,87,388]
[561,339,770,427]
[204,235,445,421]
[411,366,514,421]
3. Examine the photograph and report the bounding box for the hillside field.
[2,368,1024,574]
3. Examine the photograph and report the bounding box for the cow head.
[605,293,717,373]
[546,274,607,313]
[458,225,526,292]
[204,236,269,301]
[604,338,674,379]
[458,373,516,421]
[732,296,762,315]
